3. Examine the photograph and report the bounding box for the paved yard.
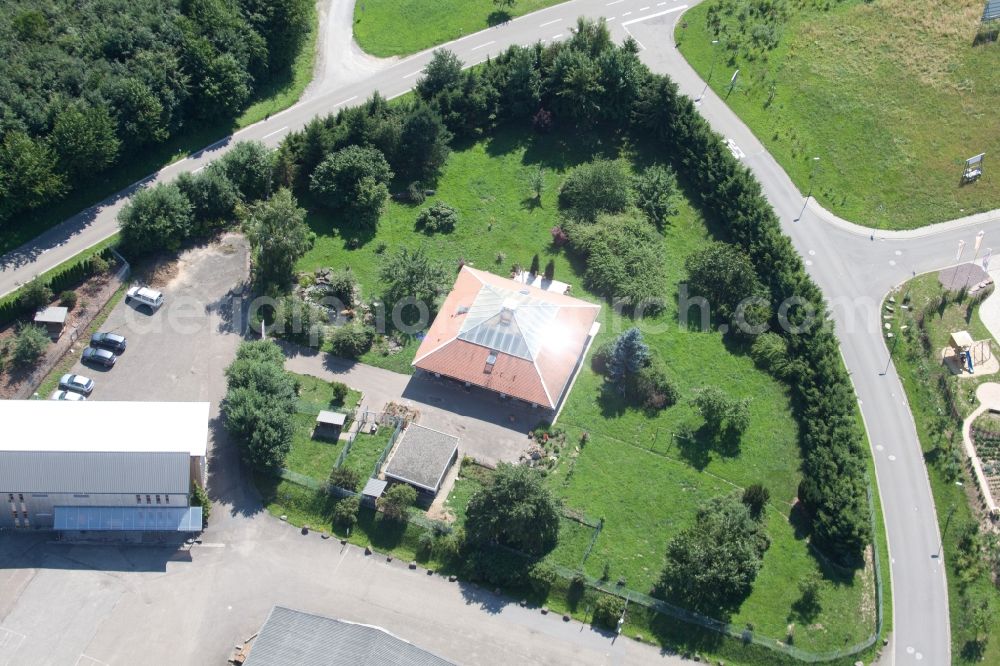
[282,345,546,465]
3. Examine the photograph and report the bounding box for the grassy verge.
[341,427,395,481]
[676,0,999,229]
[887,271,1000,663]
[0,6,319,257]
[352,0,565,57]
[34,287,126,398]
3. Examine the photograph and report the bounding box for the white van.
[126,286,164,311]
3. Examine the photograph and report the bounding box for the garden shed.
[34,306,68,340]
[361,477,387,507]
[384,424,459,496]
[314,410,346,440]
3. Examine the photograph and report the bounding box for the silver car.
[58,373,95,396]
[50,389,87,401]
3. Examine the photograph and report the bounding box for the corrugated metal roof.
[0,401,209,455]
[0,451,191,494]
[53,506,202,531]
[245,606,454,666]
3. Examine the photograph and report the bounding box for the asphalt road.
[3,0,995,662]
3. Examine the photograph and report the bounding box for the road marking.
[657,1,667,4]
[334,95,357,107]
[623,11,632,15]
[889,260,897,266]
[607,16,617,20]
[539,18,561,27]
[640,5,650,10]
[808,249,816,256]
[606,0,624,4]
[894,249,902,255]
[461,58,487,70]
[471,40,495,51]
[621,5,688,25]
[75,656,109,666]
[402,69,424,79]
[262,126,288,140]
[552,33,564,40]
[192,166,205,174]
[888,454,897,461]
[725,138,745,160]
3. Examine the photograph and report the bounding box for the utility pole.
[794,157,821,222]
[696,40,721,102]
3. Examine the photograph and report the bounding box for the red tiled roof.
[413,267,600,408]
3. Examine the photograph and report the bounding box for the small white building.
[0,401,209,532]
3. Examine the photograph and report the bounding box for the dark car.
[91,331,127,353]
[82,346,117,368]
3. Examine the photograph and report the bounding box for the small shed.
[361,477,387,508]
[314,410,346,440]
[34,306,68,340]
[384,424,459,496]
[950,330,975,353]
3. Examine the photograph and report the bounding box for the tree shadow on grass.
[673,423,742,471]
[487,10,512,26]
[354,507,408,552]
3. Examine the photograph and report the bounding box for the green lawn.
[341,426,396,481]
[677,0,999,229]
[887,272,1000,663]
[280,124,882,659]
[284,372,362,483]
[352,0,565,57]
[0,5,319,257]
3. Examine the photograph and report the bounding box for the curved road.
[3,0,993,662]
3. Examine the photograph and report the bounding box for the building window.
[72,494,89,498]
[155,495,161,504]
[18,493,23,502]
[165,495,170,504]
[146,495,151,505]
[7,494,13,502]
[136,495,142,504]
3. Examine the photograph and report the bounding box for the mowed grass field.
[352,0,564,56]
[677,0,999,229]
[293,124,879,653]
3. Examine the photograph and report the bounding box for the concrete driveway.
[282,344,546,465]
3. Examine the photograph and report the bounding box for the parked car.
[125,286,164,312]
[90,332,127,353]
[50,389,87,401]
[82,346,117,368]
[59,373,94,395]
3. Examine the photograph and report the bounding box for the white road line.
[192,166,205,173]
[402,69,424,79]
[622,11,632,16]
[552,33,564,40]
[461,58,487,70]
[607,16,617,20]
[262,126,288,140]
[333,95,357,107]
[470,40,495,51]
[606,0,624,5]
[640,6,650,10]
[539,18,561,27]
[657,1,667,4]
[621,5,688,25]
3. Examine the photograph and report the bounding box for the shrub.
[176,166,239,230]
[569,213,666,313]
[692,387,752,438]
[415,201,459,234]
[627,358,679,410]
[59,290,78,310]
[590,339,614,374]
[310,145,393,226]
[528,560,558,597]
[328,466,361,492]
[464,463,560,556]
[330,381,349,405]
[189,482,211,527]
[218,140,273,201]
[418,530,436,556]
[328,323,375,358]
[12,324,49,367]
[242,189,314,289]
[558,159,631,222]
[741,484,770,519]
[606,327,649,385]
[633,164,679,228]
[271,295,327,348]
[18,277,52,311]
[684,242,768,328]
[379,246,449,314]
[593,594,626,630]
[378,483,417,521]
[407,181,425,204]
[324,268,357,307]
[750,332,794,379]
[333,495,360,528]
[550,225,569,247]
[89,254,110,275]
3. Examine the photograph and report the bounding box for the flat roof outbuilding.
[384,424,459,494]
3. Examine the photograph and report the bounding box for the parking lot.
[59,235,249,403]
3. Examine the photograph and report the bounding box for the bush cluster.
[415,201,459,234]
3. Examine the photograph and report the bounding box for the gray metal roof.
[0,451,191,495]
[317,410,347,426]
[244,606,454,666]
[985,0,1000,21]
[54,506,202,531]
[457,283,559,361]
[384,425,459,493]
[362,477,387,497]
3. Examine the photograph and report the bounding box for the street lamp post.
[696,40,720,102]
[794,156,821,221]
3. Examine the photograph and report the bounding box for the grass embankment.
[352,0,565,57]
[888,272,1000,663]
[0,6,319,257]
[677,0,999,229]
[281,125,883,660]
